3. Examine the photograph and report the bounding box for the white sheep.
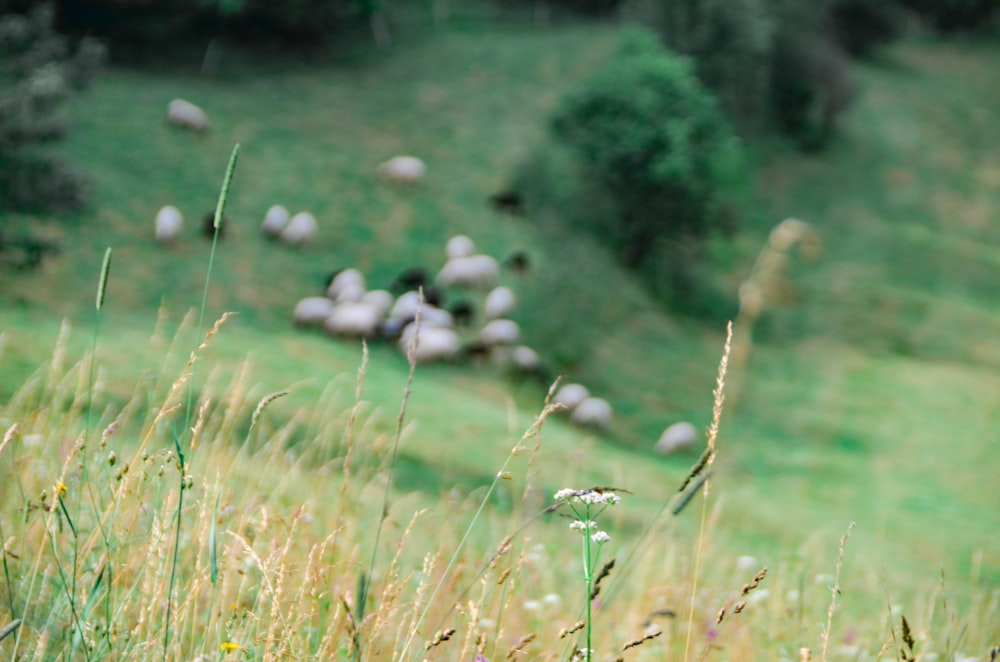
[654,421,700,455]
[280,211,318,247]
[262,205,290,238]
[570,397,613,430]
[388,291,422,322]
[376,155,427,185]
[293,297,336,327]
[479,319,520,346]
[511,345,540,372]
[553,383,589,412]
[155,205,183,245]
[166,99,209,133]
[484,286,516,320]
[324,302,383,339]
[446,234,475,259]
[326,268,365,300]
[361,289,394,316]
[437,254,499,289]
[398,323,460,363]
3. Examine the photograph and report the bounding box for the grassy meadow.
[1,17,998,661]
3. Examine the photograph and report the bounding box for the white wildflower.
[591,530,611,544]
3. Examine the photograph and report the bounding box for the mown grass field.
[1,17,998,660]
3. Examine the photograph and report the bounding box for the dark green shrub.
[0,3,103,211]
[550,28,742,298]
[769,28,854,150]
[828,0,906,56]
[900,0,997,31]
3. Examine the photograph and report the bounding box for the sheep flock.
[149,135,698,447]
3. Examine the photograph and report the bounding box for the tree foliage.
[550,28,742,299]
[0,3,104,211]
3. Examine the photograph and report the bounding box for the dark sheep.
[502,250,531,274]
[202,212,227,239]
[489,190,525,216]
[448,299,476,327]
[390,266,430,294]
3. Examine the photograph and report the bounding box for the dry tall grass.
[1,316,995,661]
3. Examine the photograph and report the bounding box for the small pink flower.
[844,627,857,645]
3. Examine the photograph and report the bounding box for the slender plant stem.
[163,143,239,662]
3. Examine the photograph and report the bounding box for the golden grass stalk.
[820,521,856,662]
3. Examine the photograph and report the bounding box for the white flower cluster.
[590,531,611,544]
[554,488,621,506]
[569,520,598,531]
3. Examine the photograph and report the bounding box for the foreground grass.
[1,317,996,660]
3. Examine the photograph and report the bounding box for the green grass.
[1,20,999,660]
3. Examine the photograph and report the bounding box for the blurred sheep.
[654,422,700,455]
[166,99,209,133]
[502,250,531,274]
[489,190,524,216]
[376,155,426,185]
[446,234,475,259]
[390,266,429,294]
[293,297,335,327]
[398,324,460,363]
[361,289,394,316]
[448,299,476,326]
[155,205,183,245]
[479,319,520,346]
[553,383,589,411]
[484,286,516,320]
[326,268,365,300]
[570,397,613,430]
[201,212,226,240]
[280,211,317,247]
[324,302,383,339]
[437,254,499,289]
[262,205,290,238]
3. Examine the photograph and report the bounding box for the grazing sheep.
[398,324,460,363]
[488,190,525,215]
[446,234,475,259]
[511,345,540,372]
[167,99,210,133]
[262,205,290,238]
[376,155,426,185]
[388,291,421,323]
[326,268,365,300]
[155,205,183,245]
[293,297,336,327]
[361,289,394,316]
[324,302,383,339]
[201,212,227,240]
[280,211,317,247]
[502,250,531,274]
[570,397,613,430]
[654,422,700,455]
[448,299,476,326]
[484,286,516,320]
[553,383,589,412]
[390,266,429,294]
[479,319,520,346]
[437,254,499,289]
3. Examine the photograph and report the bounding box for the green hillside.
[1,20,998,659]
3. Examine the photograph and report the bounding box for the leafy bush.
[828,0,906,56]
[769,27,855,150]
[627,0,870,148]
[900,0,997,31]
[0,3,104,211]
[550,28,742,300]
